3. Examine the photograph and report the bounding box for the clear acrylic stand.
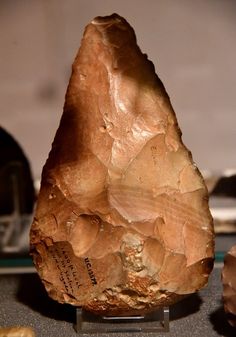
[75,306,169,334]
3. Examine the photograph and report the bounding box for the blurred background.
[0,0,236,256]
[1,0,236,178]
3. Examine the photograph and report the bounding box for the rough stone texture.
[30,14,214,316]
[0,327,35,337]
[222,245,236,327]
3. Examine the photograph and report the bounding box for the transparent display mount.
[75,306,169,334]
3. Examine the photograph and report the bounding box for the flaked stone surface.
[30,13,214,316]
[222,245,236,327]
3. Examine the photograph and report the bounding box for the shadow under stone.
[210,305,236,337]
[170,293,203,321]
[16,273,75,323]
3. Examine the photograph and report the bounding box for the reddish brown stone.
[222,245,236,327]
[30,14,214,316]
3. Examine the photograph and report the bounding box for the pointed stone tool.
[30,13,214,316]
